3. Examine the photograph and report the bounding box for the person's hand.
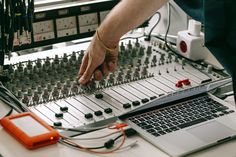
[78,32,119,85]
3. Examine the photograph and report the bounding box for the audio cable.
[0,82,29,113]
[59,123,137,154]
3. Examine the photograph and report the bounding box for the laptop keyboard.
[129,95,235,137]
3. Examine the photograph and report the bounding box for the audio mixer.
[3,37,230,134]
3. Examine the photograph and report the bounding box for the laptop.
[119,78,236,157]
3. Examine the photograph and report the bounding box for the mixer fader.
[3,38,229,131]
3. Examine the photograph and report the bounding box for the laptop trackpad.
[187,121,235,143]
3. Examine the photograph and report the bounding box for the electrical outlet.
[100,10,110,22]
[33,20,55,42]
[56,16,77,37]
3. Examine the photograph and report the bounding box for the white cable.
[117,141,138,151]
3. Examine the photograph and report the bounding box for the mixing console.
[3,37,229,133]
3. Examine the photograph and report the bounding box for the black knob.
[85,113,93,119]
[150,96,157,100]
[55,113,63,118]
[95,93,103,99]
[141,98,149,103]
[123,103,131,109]
[94,111,103,116]
[104,108,113,114]
[53,122,62,127]
[132,101,140,106]
[60,106,68,112]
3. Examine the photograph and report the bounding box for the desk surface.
[0,98,236,157]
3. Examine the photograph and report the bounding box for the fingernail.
[79,76,85,83]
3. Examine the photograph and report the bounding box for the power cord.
[145,12,161,41]
[164,2,171,48]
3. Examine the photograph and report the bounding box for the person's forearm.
[98,0,168,47]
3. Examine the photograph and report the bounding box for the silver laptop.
[119,78,236,157]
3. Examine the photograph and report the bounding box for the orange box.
[0,112,60,149]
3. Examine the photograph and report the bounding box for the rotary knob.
[120,42,125,51]
[146,46,152,55]
[127,40,132,49]
[135,38,140,47]
[138,47,145,56]
[36,59,42,68]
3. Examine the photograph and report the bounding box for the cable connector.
[113,123,128,129]
[104,139,115,149]
[124,128,137,137]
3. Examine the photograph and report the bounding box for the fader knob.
[95,93,103,99]
[94,111,103,116]
[53,122,62,127]
[60,106,68,112]
[123,103,131,109]
[132,101,140,106]
[104,108,113,114]
[55,113,64,118]
[85,113,93,119]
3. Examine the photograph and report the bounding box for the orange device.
[0,112,60,149]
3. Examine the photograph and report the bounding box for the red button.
[182,79,191,85]
[175,81,183,88]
